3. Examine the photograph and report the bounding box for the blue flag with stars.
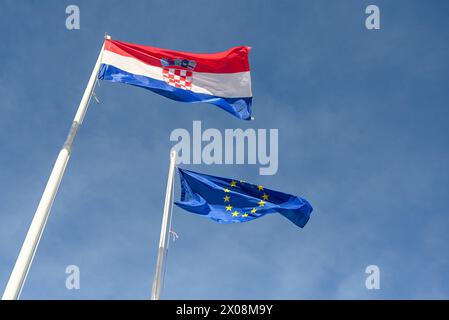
[174,168,313,228]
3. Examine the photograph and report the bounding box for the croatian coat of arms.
[161,58,196,90]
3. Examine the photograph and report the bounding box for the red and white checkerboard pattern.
[162,68,193,90]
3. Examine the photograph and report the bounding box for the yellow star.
[258,200,265,207]
[232,211,239,217]
[226,204,232,211]
[230,180,237,187]
[242,213,248,218]
[257,185,264,191]
[224,195,230,202]
[262,193,269,200]
[224,188,230,193]
[251,208,257,214]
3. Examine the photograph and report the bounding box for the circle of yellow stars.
[222,179,270,220]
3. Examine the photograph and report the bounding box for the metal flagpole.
[151,149,177,300]
[1,35,110,300]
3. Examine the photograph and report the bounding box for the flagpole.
[151,149,177,300]
[1,35,109,300]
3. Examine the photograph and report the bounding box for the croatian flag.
[98,39,253,120]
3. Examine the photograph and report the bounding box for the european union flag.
[174,168,313,228]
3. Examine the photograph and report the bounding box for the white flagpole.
[151,149,177,300]
[1,35,109,300]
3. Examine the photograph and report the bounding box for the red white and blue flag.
[98,39,253,120]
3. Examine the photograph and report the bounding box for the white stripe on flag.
[101,50,252,98]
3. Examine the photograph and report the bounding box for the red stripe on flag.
[104,39,251,74]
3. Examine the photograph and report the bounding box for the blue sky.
[1,0,449,299]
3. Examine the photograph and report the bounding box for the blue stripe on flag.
[98,64,252,120]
